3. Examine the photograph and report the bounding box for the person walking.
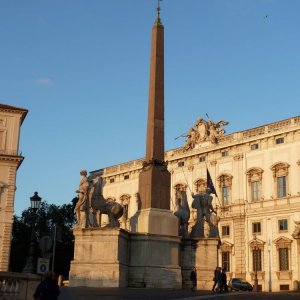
[221,268,228,292]
[33,271,60,300]
[212,267,221,292]
[211,266,219,292]
[190,267,197,291]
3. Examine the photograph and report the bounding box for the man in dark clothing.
[212,267,220,292]
[33,271,60,300]
[190,267,197,291]
[221,268,228,292]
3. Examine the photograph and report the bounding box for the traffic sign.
[37,257,50,275]
[39,236,52,255]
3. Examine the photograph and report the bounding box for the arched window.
[194,178,207,193]
[271,162,290,198]
[174,183,187,201]
[217,174,233,206]
[246,168,264,202]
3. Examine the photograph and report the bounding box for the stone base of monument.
[128,233,181,288]
[136,208,178,235]
[69,216,217,289]
[181,238,219,290]
[69,227,129,287]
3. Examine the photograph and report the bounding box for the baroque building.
[0,104,27,271]
[91,115,300,292]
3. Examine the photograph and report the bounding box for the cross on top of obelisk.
[155,0,163,25]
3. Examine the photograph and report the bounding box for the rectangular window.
[199,156,206,162]
[251,143,259,150]
[222,252,230,272]
[222,225,230,237]
[222,186,229,205]
[221,151,229,157]
[109,178,115,183]
[278,219,288,231]
[124,175,129,180]
[252,222,261,234]
[277,176,287,198]
[276,137,284,144]
[253,249,262,271]
[251,181,260,201]
[279,248,289,271]
[178,161,184,167]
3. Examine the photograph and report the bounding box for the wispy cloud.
[35,77,53,87]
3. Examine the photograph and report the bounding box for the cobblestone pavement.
[59,287,300,300]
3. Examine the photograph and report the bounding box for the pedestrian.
[33,271,60,300]
[190,267,197,291]
[211,266,219,292]
[221,268,228,292]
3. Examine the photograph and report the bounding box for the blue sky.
[1,0,300,216]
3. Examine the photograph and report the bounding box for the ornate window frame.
[271,162,290,199]
[194,178,207,193]
[249,237,265,279]
[273,236,293,278]
[217,173,233,206]
[220,241,233,273]
[246,167,264,202]
[173,183,187,200]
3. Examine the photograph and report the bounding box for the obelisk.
[137,1,177,236]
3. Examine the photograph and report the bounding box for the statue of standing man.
[74,169,89,228]
[190,187,217,238]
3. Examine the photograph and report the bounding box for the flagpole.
[206,162,222,208]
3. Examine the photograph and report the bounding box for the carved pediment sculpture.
[178,117,229,151]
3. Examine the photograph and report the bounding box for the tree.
[10,199,77,277]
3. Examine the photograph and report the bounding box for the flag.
[207,168,218,197]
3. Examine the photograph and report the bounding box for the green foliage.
[10,200,76,277]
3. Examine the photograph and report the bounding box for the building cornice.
[0,104,28,124]
[0,155,24,168]
[99,116,300,176]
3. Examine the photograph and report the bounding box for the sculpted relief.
[179,118,229,151]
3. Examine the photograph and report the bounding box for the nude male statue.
[74,169,89,227]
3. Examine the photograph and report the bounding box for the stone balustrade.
[0,272,40,300]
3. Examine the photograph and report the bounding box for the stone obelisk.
[137,2,177,236]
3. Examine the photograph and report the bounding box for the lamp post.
[253,233,259,292]
[22,192,42,273]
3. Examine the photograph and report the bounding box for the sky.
[1,0,300,216]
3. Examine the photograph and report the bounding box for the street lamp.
[22,192,42,273]
[253,233,259,292]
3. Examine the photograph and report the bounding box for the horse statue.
[174,191,190,238]
[74,170,123,228]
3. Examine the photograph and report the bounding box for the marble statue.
[74,170,89,228]
[174,191,190,238]
[74,170,123,228]
[180,117,229,151]
[190,188,218,238]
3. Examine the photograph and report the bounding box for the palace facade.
[0,104,27,271]
[91,115,300,292]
